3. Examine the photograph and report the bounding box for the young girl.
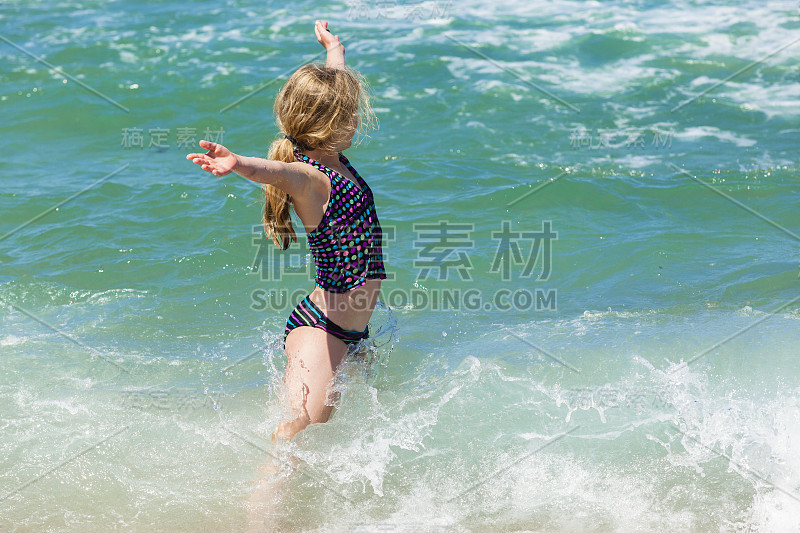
[186,20,386,442]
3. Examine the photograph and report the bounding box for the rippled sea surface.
[2,0,799,531]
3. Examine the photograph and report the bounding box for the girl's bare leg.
[272,326,349,441]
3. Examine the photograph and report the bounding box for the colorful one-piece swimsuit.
[283,149,387,349]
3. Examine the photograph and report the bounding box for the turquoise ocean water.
[2,0,799,531]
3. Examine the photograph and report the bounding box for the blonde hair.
[263,63,376,249]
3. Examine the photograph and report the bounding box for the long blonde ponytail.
[263,137,297,250]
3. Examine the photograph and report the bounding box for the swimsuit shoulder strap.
[338,152,370,196]
[294,150,337,183]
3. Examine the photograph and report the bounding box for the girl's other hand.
[315,19,343,52]
[186,140,237,177]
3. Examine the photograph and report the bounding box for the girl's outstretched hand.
[186,140,237,177]
[315,19,342,52]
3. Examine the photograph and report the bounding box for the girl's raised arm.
[186,140,312,199]
[314,19,345,69]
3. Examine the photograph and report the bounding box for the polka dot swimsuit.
[295,149,387,293]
